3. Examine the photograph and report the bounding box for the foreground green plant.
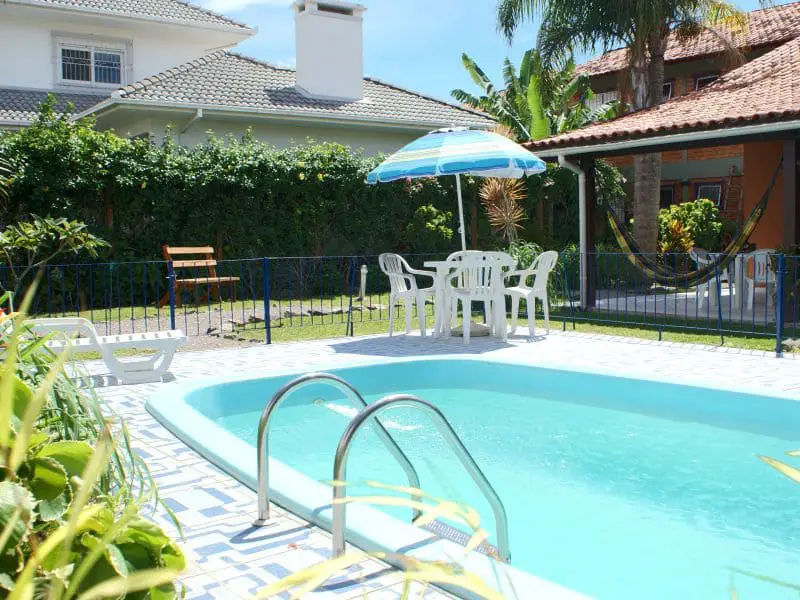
[0,297,184,598]
[0,216,109,289]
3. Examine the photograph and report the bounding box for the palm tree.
[497,0,747,252]
[451,48,624,144]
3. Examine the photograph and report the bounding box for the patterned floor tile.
[83,330,800,599]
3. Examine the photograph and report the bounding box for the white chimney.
[293,0,366,102]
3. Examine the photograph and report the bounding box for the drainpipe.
[558,155,588,310]
[181,108,204,135]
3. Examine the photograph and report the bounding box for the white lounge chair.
[378,253,435,336]
[27,317,186,384]
[504,250,559,338]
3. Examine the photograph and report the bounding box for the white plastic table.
[423,260,457,337]
[423,259,508,338]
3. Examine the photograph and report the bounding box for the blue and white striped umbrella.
[366,127,545,249]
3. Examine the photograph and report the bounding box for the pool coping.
[145,351,800,600]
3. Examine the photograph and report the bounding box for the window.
[587,90,618,113]
[663,80,674,101]
[58,42,124,86]
[660,184,676,208]
[695,74,718,91]
[694,181,723,205]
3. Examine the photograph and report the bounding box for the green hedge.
[0,99,598,263]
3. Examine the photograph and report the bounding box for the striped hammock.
[606,156,782,288]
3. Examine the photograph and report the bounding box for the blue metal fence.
[3,251,797,355]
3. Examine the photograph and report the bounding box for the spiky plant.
[479,178,527,243]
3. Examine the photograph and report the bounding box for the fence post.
[776,253,786,357]
[346,257,356,337]
[561,253,576,330]
[263,257,272,345]
[714,260,724,346]
[167,260,176,331]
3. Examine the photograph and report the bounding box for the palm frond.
[461,53,492,92]
[450,89,486,111]
[496,0,545,42]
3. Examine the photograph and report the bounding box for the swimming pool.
[147,357,800,599]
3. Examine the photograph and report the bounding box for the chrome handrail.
[332,393,511,562]
[253,373,421,526]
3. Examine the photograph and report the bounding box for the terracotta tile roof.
[95,51,494,129]
[0,88,105,126]
[526,36,800,152]
[578,1,800,77]
[6,0,252,32]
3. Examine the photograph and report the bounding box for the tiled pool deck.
[86,331,800,599]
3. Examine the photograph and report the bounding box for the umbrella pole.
[456,174,467,251]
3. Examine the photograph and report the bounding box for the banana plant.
[452,48,626,142]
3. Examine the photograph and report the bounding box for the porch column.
[581,156,597,309]
[782,139,798,246]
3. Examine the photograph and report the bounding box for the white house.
[0,0,492,153]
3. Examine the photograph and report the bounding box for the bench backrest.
[162,245,219,276]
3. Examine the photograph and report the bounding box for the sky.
[198,0,770,105]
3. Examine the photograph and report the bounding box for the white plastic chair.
[25,317,186,383]
[742,250,777,311]
[446,251,515,344]
[690,248,731,309]
[378,253,435,336]
[504,250,559,338]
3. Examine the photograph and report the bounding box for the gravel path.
[74,299,390,352]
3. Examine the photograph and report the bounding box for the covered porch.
[524,36,800,315]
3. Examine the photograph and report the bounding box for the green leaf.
[0,572,14,591]
[28,456,68,501]
[0,482,35,554]
[160,540,186,571]
[81,533,129,577]
[116,518,170,554]
[10,375,33,421]
[36,440,94,478]
[75,568,181,600]
[28,456,72,521]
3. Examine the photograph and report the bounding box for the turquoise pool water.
[186,359,800,599]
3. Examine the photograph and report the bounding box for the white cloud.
[274,57,296,69]
[199,0,290,13]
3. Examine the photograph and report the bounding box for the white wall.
[0,6,247,91]
[101,112,417,155]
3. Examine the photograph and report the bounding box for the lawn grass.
[41,292,789,354]
[235,308,784,353]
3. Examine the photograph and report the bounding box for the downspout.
[558,155,588,310]
[181,108,204,136]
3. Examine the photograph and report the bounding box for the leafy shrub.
[0,98,624,266]
[658,199,724,251]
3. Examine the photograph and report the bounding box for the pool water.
[191,359,800,600]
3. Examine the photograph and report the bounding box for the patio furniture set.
[692,248,778,311]
[379,249,559,343]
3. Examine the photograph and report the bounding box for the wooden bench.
[158,245,240,307]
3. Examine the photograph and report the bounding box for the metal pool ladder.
[253,373,422,526]
[252,373,510,563]
[332,393,510,562]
